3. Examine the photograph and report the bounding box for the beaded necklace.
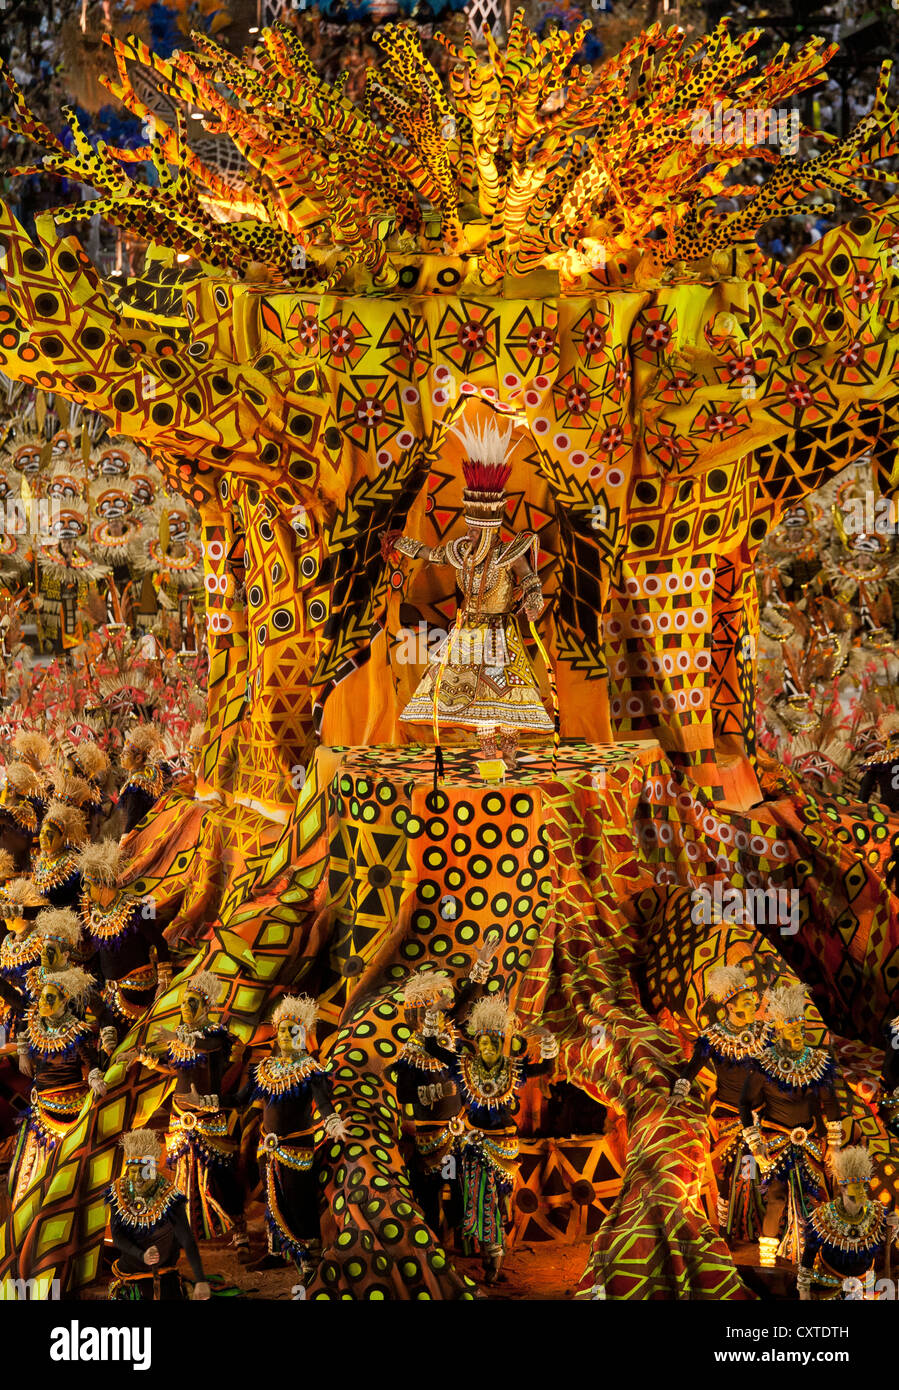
[459,1052,521,1108]
[33,850,80,894]
[24,1005,90,1056]
[108,1176,182,1229]
[254,1053,323,1097]
[81,891,140,945]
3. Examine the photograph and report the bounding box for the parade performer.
[10,966,106,1203]
[0,764,40,869]
[425,995,558,1284]
[879,1011,899,1137]
[0,878,48,1029]
[391,942,497,1234]
[382,417,552,770]
[34,510,108,653]
[63,739,111,837]
[106,1129,211,1302]
[739,984,843,1266]
[32,802,87,909]
[11,728,53,817]
[78,840,171,1035]
[126,971,248,1255]
[798,1146,898,1300]
[239,994,347,1278]
[135,507,204,653]
[671,964,772,1238]
[117,725,166,833]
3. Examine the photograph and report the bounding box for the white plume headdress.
[828,1145,873,1185]
[272,994,318,1032]
[706,965,752,1006]
[466,995,517,1039]
[766,982,809,1025]
[186,970,223,1009]
[120,1129,165,1164]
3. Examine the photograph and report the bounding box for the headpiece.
[706,965,753,1007]
[186,970,223,1009]
[5,761,43,799]
[466,994,517,1039]
[48,508,88,541]
[0,877,47,916]
[42,800,89,846]
[13,729,51,769]
[0,848,15,880]
[403,969,451,1007]
[828,1145,873,1186]
[34,908,81,951]
[123,724,164,765]
[52,771,91,809]
[71,741,110,783]
[48,966,94,1005]
[272,994,318,1031]
[78,839,129,886]
[453,417,514,531]
[766,982,808,1025]
[120,1128,165,1164]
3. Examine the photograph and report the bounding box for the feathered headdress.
[122,724,164,767]
[403,970,451,1007]
[272,994,318,1031]
[13,729,51,769]
[78,839,129,887]
[0,877,47,914]
[829,1145,873,1185]
[120,1128,165,1164]
[466,995,518,1039]
[5,762,44,798]
[452,417,515,530]
[42,801,88,846]
[706,965,752,1006]
[51,966,95,1005]
[766,982,809,1025]
[72,741,110,782]
[0,849,16,880]
[52,771,91,809]
[186,970,223,1009]
[34,908,81,951]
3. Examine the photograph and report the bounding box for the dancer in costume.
[117,725,166,833]
[107,1129,211,1301]
[739,983,843,1266]
[671,964,772,1239]
[78,840,171,1035]
[0,767,39,870]
[425,994,558,1284]
[10,966,106,1203]
[238,994,348,1278]
[61,738,111,838]
[382,417,552,770]
[126,971,248,1258]
[32,801,87,909]
[798,1146,898,1300]
[391,941,498,1234]
[0,878,49,1031]
[34,509,108,654]
[11,728,53,822]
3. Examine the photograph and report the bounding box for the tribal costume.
[799,1147,896,1301]
[388,417,551,767]
[134,972,244,1243]
[106,1129,208,1301]
[425,995,557,1283]
[674,965,772,1241]
[739,984,842,1265]
[391,963,492,1233]
[9,968,104,1206]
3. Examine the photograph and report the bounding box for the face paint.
[277,1019,305,1054]
[41,940,65,970]
[40,822,64,855]
[478,1034,501,1065]
[39,983,65,1020]
[842,1179,868,1218]
[725,991,757,1029]
[181,989,206,1026]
